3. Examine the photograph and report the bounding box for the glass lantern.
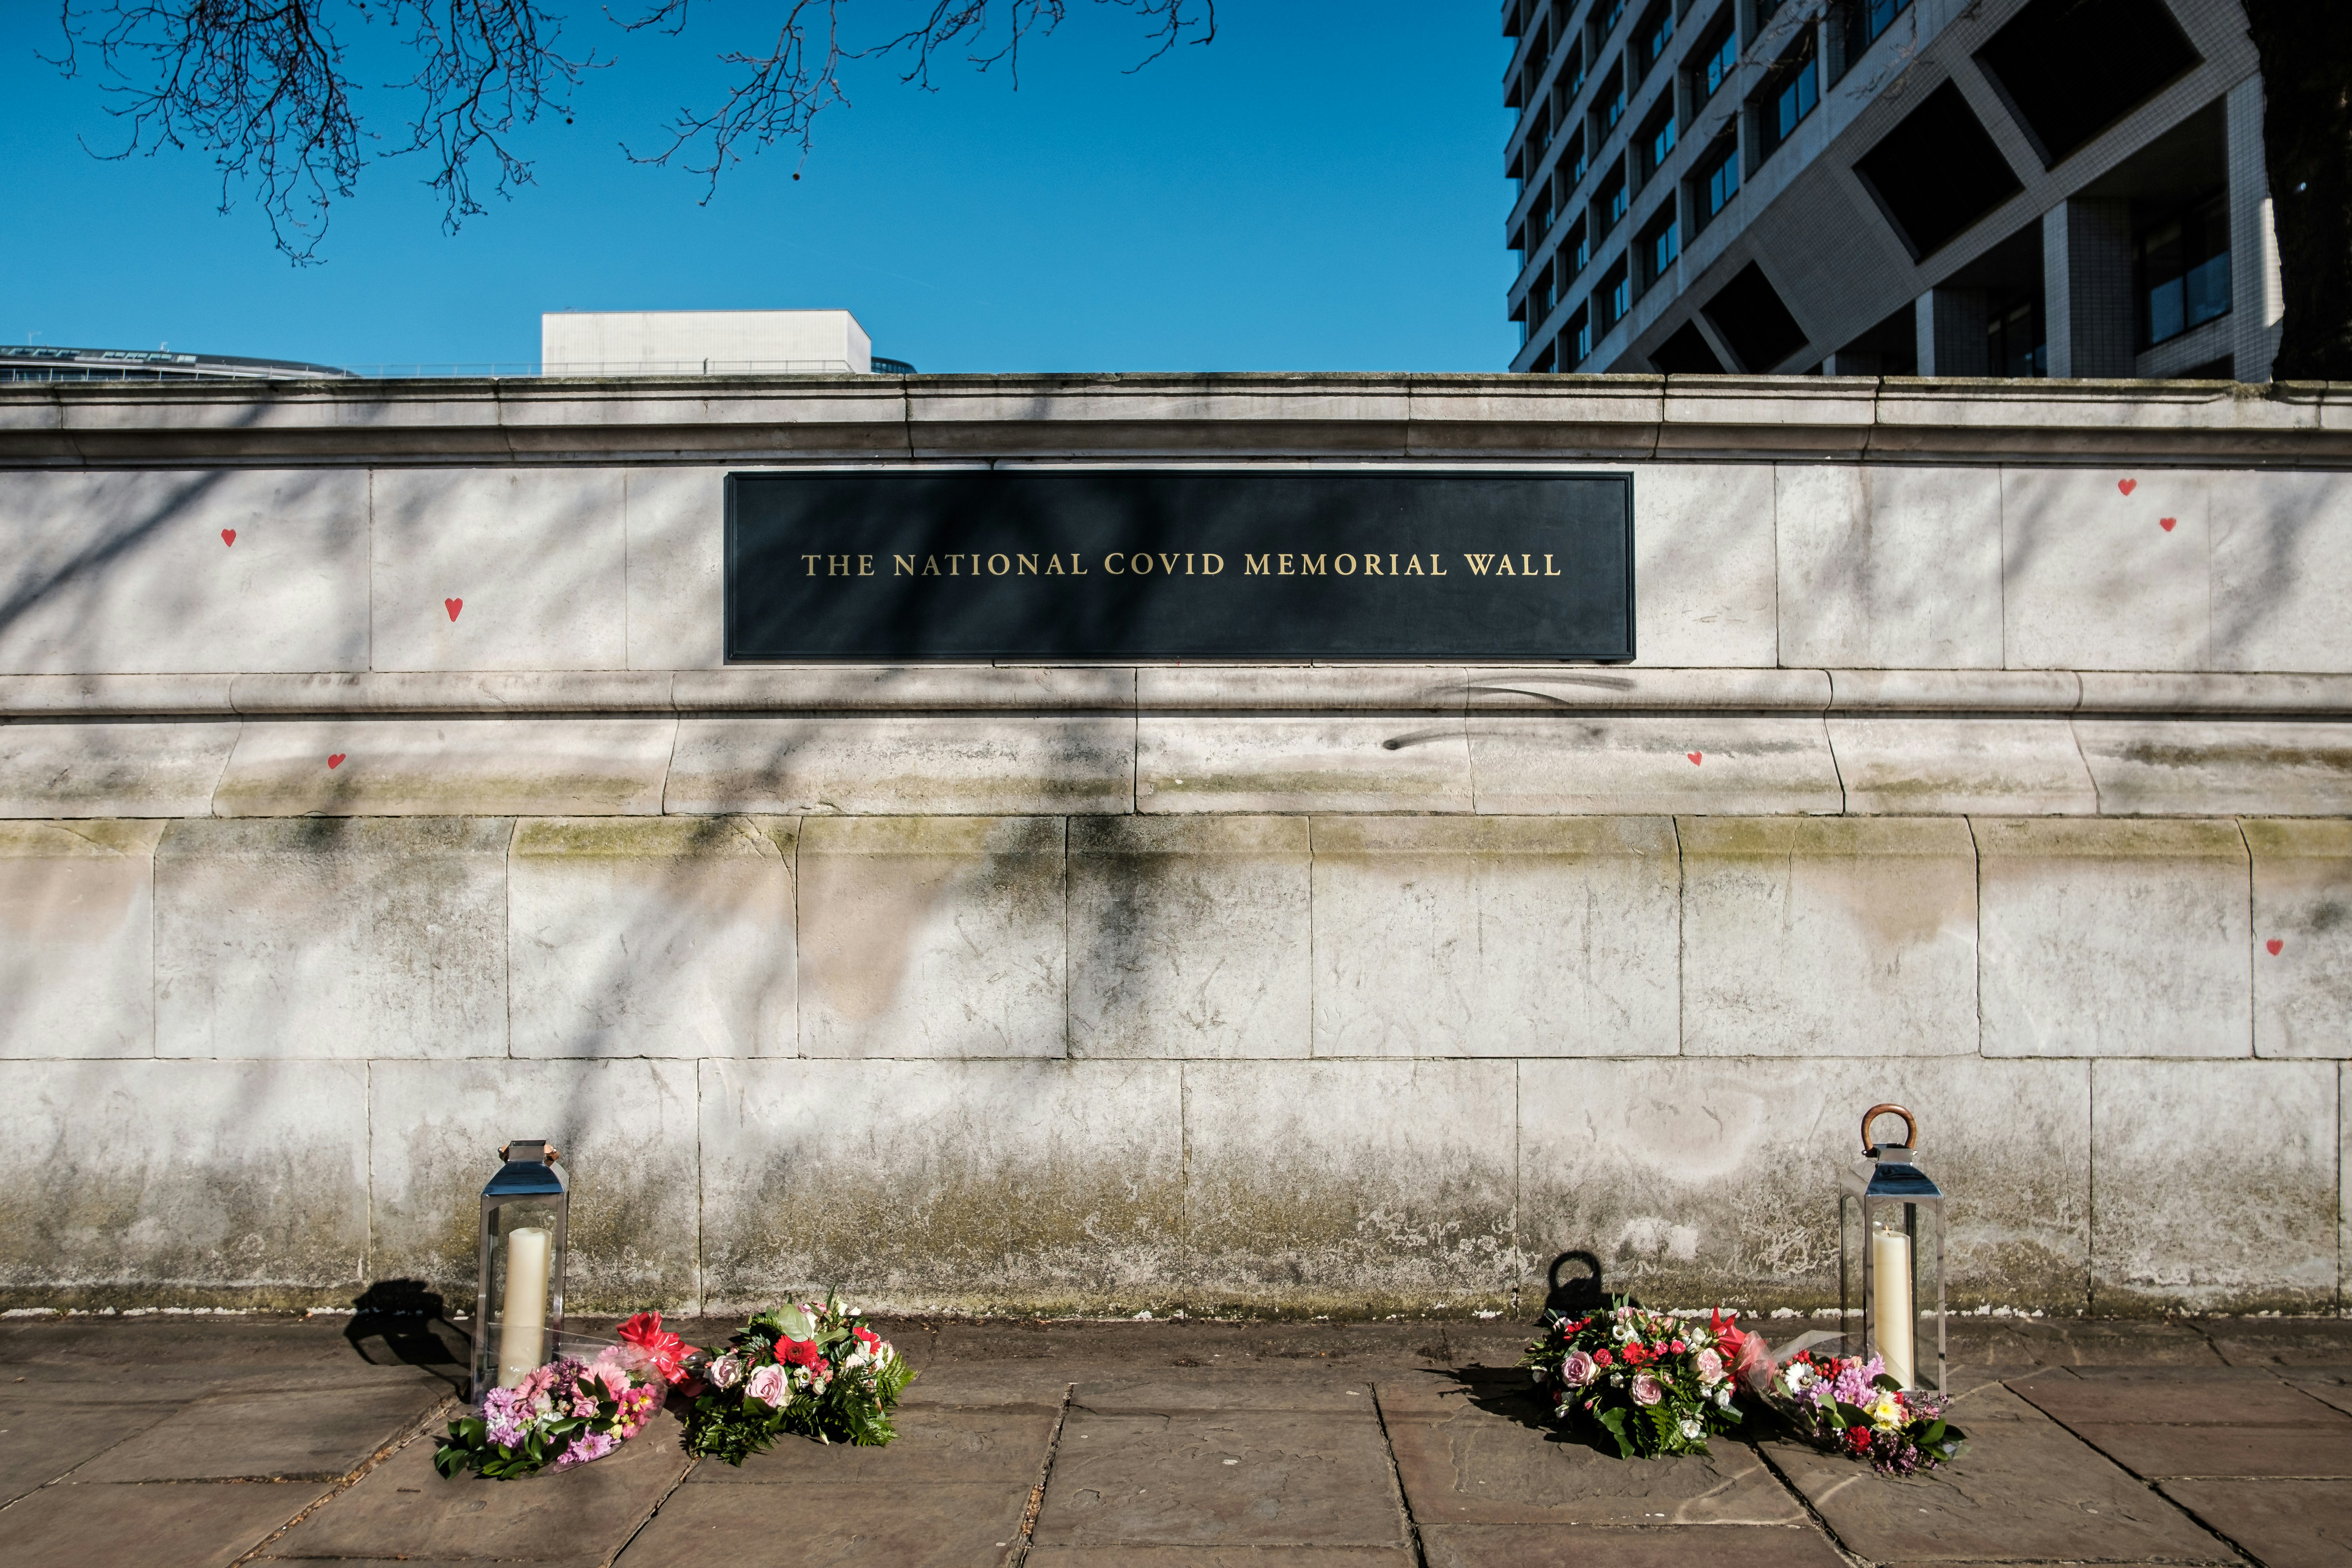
[472,1139,570,1402]
[1839,1103,1945,1394]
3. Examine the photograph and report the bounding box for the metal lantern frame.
[1838,1103,1947,1394]
[472,1139,570,1403]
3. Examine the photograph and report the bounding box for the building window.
[1599,0,1627,39]
[1691,13,1738,105]
[1642,207,1680,283]
[1753,29,1818,163]
[1568,303,1593,365]
[1636,2,1675,78]
[1985,292,2046,377]
[1557,42,1586,106]
[1844,0,1910,60]
[1562,127,1589,189]
[1531,337,1558,373]
[1562,214,1591,279]
[1599,60,1628,131]
[1639,103,1679,185]
[1594,161,1629,234]
[1609,262,1633,324]
[2142,192,2231,346]
[1693,133,1740,227]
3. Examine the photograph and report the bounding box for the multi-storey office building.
[1503,0,2278,381]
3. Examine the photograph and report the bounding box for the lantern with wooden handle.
[1839,1104,1946,1394]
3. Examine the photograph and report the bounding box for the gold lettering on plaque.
[894,554,916,576]
[1428,554,1447,575]
[1404,555,1424,575]
[1046,555,1066,574]
[1018,554,1039,574]
[1105,553,1127,575]
[988,554,1010,576]
[1245,554,1270,574]
[1202,553,1223,575]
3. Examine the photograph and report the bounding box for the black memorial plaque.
[724,468,1634,662]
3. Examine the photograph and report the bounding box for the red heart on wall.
[220,529,236,547]
[2160,517,2177,532]
[327,754,346,769]
[2118,478,2138,495]
[2267,938,2284,955]
[445,598,463,621]
[1686,751,1703,766]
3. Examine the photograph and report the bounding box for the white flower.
[706,1353,743,1391]
[1679,1416,1703,1440]
[1715,1386,1733,1410]
[1784,1364,1812,1394]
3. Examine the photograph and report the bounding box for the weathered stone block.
[0,468,368,675]
[2210,470,2352,673]
[508,817,795,1059]
[0,1059,369,1303]
[2249,820,2352,1058]
[2075,719,2352,816]
[1137,717,1472,815]
[368,1057,701,1310]
[1681,817,1978,1056]
[797,816,1066,1058]
[209,716,674,816]
[154,817,510,1059]
[0,719,240,818]
[368,468,628,671]
[2090,1059,2336,1313]
[623,466,726,671]
[1183,1060,1518,1308]
[1777,465,2004,669]
[2002,468,2211,671]
[699,1058,1182,1308]
[1468,716,1842,815]
[1629,464,1777,667]
[1068,816,1310,1059]
[1826,716,2097,816]
[1978,818,2252,1058]
[0,820,162,1058]
[666,715,1134,815]
[1309,817,1677,1057]
[1517,1058,2091,1310]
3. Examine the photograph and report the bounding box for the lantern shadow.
[345,1278,468,1392]
[1411,1249,1637,1450]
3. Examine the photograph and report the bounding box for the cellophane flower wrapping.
[680,1294,915,1463]
[435,1311,696,1480]
[1519,1298,1749,1457]
[1740,1332,1967,1475]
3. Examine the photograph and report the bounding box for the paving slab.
[69,1377,449,1483]
[613,1480,1030,1568]
[1377,1376,1800,1527]
[1074,1372,1377,1414]
[1942,1316,2227,1367]
[1419,1523,1847,1568]
[2067,1421,2352,1478]
[2196,1317,2352,1367]
[2283,1372,2352,1418]
[258,1411,693,1564]
[1035,1408,1406,1548]
[0,1396,180,1504]
[3,1477,332,1568]
[2160,1477,2352,1568]
[1761,1384,2232,1563]
[686,1404,1056,1487]
[2011,1368,2350,1425]
[1034,1550,1415,1567]
[893,1362,1080,1409]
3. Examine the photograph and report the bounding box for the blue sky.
[0,4,1514,374]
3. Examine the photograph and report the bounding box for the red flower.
[1846,1425,1873,1453]
[852,1326,882,1354]
[777,1336,824,1370]
[1593,1348,1613,1368]
[616,1311,696,1384]
[1670,1340,1686,1354]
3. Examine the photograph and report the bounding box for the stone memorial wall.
[0,374,2346,1318]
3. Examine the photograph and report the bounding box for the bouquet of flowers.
[1521,1299,1751,1457]
[1747,1341,1966,1475]
[435,1312,698,1479]
[680,1295,914,1463]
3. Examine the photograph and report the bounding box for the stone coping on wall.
[5,666,2352,718]
[4,373,2351,465]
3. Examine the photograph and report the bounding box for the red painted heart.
[2267,938,2284,956]
[1686,751,1703,766]
[444,597,463,621]
[327,754,346,769]
[2118,478,2137,495]
[220,528,236,547]
[2160,517,2177,532]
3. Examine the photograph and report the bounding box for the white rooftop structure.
[541,309,877,376]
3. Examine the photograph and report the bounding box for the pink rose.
[744,1363,790,1408]
[1695,1348,1724,1381]
[706,1353,743,1390]
[1631,1373,1664,1406]
[1559,1350,1598,1388]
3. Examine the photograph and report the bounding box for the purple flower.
[1559,1350,1598,1388]
[555,1430,617,1468]
[1829,1356,1884,1407]
[1631,1373,1664,1406]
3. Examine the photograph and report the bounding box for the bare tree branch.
[48,2,1210,261]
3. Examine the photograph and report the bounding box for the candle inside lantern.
[1871,1224,1915,1388]
[497,1225,552,1387]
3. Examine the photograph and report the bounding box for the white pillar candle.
[1871,1225,1915,1388]
[497,1226,552,1387]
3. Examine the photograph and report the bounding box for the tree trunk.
[2242,3,2352,380]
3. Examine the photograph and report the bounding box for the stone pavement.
[4,1312,2350,1568]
